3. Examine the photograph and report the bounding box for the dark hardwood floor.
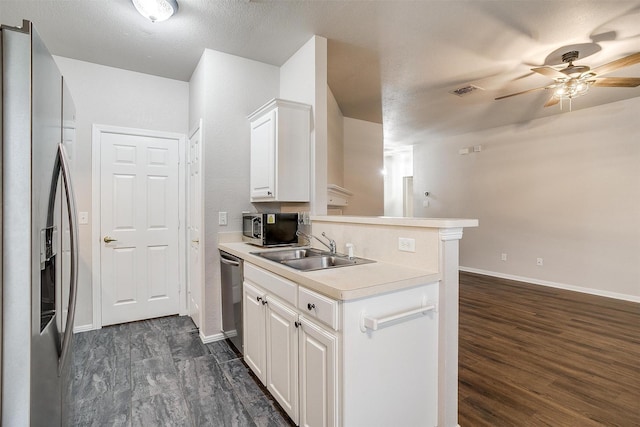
[458,272,640,427]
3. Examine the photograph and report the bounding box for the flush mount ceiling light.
[132,0,178,23]
[495,50,640,111]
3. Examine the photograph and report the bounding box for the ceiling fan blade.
[544,95,560,108]
[590,77,640,87]
[495,85,550,100]
[531,66,567,79]
[590,52,640,77]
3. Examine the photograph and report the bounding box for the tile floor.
[70,315,295,427]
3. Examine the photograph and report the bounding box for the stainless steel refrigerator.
[1,20,79,426]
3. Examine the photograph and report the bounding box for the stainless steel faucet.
[296,230,337,254]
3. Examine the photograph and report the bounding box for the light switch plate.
[219,211,228,226]
[79,211,89,225]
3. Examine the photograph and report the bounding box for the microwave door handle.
[58,143,79,375]
[253,217,261,238]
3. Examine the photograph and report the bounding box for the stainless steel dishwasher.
[220,250,244,354]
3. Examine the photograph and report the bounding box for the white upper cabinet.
[248,99,311,202]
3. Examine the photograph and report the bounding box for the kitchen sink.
[253,248,328,262]
[252,248,375,271]
[282,255,374,271]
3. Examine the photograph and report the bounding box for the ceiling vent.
[449,84,484,97]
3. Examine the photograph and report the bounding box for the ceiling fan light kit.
[495,51,640,112]
[132,0,178,22]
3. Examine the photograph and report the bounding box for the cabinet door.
[243,281,267,384]
[250,110,276,200]
[299,317,338,427]
[266,297,299,424]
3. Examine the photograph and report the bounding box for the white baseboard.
[199,330,226,344]
[73,323,96,334]
[459,266,640,303]
[223,329,238,338]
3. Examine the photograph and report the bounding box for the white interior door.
[100,131,180,326]
[187,121,203,327]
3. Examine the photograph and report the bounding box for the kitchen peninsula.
[219,215,478,427]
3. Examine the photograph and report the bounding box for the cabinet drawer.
[298,287,339,330]
[245,263,297,306]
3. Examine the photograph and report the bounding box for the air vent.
[449,84,484,97]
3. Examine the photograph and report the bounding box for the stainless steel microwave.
[242,213,299,247]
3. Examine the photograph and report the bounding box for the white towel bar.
[360,303,436,332]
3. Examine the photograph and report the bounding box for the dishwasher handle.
[220,254,241,266]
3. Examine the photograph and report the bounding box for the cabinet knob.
[294,321,301,328]
[267,191,272,196]
[256,296,263,303]
[262,299,268,306]
[307,303,315,311]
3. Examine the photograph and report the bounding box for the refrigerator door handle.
[57,143,79,376]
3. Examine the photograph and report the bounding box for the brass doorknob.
[103,236,117,243]
[192,239,199,243]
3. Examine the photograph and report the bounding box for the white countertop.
[311,215,479,228]
[219,242,441,301]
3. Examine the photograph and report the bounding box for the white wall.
[280,36,328,215]
[343,117,384,216]
[53,56,189,328]
[413,96,640,301]
[189,53,206,134]
[327,86,344,187]
[189,49,279,338]
[327,89,386,216]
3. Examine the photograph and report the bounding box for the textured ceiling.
[2,0,639,147]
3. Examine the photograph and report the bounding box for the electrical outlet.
[501,253,507,261]
[536,257,543,266]
[219,211,228,226]
[398,237,416,252]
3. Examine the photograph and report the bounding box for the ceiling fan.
[495,51,640,109]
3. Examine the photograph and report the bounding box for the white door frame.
[91,124,187,330]
[186,118,205,327]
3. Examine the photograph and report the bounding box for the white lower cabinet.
[266,296,299,422]
[243,276,337,427]
[243,263,438,427]
[243,282,267,383]
[298,316,337,427]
